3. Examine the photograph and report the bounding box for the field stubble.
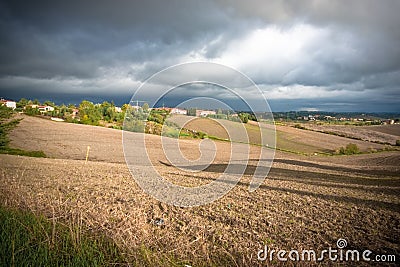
[1,115,400,266]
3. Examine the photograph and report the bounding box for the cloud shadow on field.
[270,159,400,178]
[160,161,400,212]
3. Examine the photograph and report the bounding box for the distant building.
[196,109,216,117]
[25,104,39,109]
[38,105,55,113]
[0,98,16,109]
[131,105,141,110]
[170,108,187,115]
[324,115,336,120]
[114,106,122,113]
[71,108,79,119]
[381,119,395,125]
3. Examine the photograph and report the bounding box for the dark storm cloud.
[0,0,237,79]
[0,0,399,111]
[215,0,400,88]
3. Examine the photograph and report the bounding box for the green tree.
[238,113,249,123]
[142,103,149,112]
[58,104,69,118]
[121,104,130,112]
[17,98,29,108]
[24,106,40,116]
[43,100,55,107]
[78,100,101,125]
[187,108,196,116]
[100,101,117,122]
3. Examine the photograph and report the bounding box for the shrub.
[294,124,306,129]
[396,140,400,146]
[339,143,360,155]
[238,113,249,123]
[162,127,180,138]
[197,131,207,139]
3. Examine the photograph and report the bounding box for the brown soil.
[2,114,400,266]
[303,124,400,146]
[9,114,125,163]
[275,124,388,154]
[182,117,230,140]
[170,115,389,154]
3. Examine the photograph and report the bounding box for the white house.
[0,98,16,109]
[131,105,141,110]
[196,109,216,117]
[38,105,55,113]
[71,108,79,118]
[170,108,187,115]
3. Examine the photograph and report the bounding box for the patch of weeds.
[0,205,127,266]
[0,147,46,157]
[293,124,306,130]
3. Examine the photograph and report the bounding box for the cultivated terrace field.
[1,114,400,266]
[296,123,400,146]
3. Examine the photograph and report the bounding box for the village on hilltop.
[1,97,399,126]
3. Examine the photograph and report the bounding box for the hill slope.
[1,114,399,266]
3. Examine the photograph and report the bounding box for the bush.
[161,127,180,138]
[396,140,400,146]
[238,113,249,123]
[294,124,306,130]
[197,131,207,139]
[339,143,360,155]
[124,118,145,133]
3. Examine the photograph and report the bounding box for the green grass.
[0,205,127,266]
[0,147,46,157]
[0,205,233,266]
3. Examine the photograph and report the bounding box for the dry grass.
[2,115,400,266]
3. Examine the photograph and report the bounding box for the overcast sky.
[0,0,399,112]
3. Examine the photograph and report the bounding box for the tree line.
[15,98,129,127]
[14,98,258,129]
